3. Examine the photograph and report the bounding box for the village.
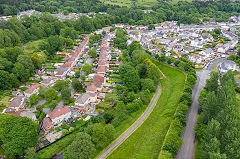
[1,10,240,148]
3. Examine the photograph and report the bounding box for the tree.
[140,78,156,92]
[12,62,30,82]
[49,100,58,109]
[38,85,45,98]
[31,53,42,69]
[0,114,38,157]
[54,80,69,91]
[0,70,11,90]
[17,54,34,75]
[25,147,36,159]
[29,94,39,106]
[61,87,71,100]
[44,88,58,101]
[75,70,80,78]
[119,64,140,92]
[80,74,86,81]
[85,123,115,149]
[88,48,97,58]
[65,132,95,159]
[128,41,142,56]
[72,78,83,92]
[82,64,92,75]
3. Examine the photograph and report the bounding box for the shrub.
[62,129,69,136]
[162,132,183,156]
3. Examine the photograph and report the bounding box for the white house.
[47,107,71,126]
[75,93,97,108]
[24,83,40,98]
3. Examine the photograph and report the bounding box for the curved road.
[176,58,225,159]
[97,84,161,159]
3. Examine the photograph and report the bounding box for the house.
[93,74,105,84]
[75,93,97,108]
[42,117,54,132]
[143,10,153,13]
[97,65,108,74]
[86,83,97,93]
[3,96,27,112]
[24,83,40,97]
[40,77,58,87]
[47,106,71,126]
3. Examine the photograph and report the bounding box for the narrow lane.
[97,84,161,159]
[176,58,225,159]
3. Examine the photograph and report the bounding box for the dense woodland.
[2,0,240,24]
[195,71,240,159]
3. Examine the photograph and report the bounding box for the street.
[176,57,225,159]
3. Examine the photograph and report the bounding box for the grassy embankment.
[107,62,186,159]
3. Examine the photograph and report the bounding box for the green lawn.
[107,62,186,159]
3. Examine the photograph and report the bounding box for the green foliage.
[114,28,127,49]
[85,123,115,149]
[65,132,96,159]
[61,87,71,100]
[29,94,39,106]
[54,80,69,91]
[72,78,84,92]
[140,78,156,92]
[195,71,240,159]
[0,114,38,157]
[44,88,58,101]
[62,129,69,136]
[88,48,97,58]
[82,64,92,76]
[119,64,140,92]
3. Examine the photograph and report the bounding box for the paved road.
[176,58,225,159]
[97,84,161,159]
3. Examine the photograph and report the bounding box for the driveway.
[176,58,225,159]
[97,84,161,159]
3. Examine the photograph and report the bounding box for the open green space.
[107,62,186,159]
[24,40,42,54]
[100,0,158,7]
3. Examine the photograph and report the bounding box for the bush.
[69,127,74,132]
[140,78,156,92]
[180,92,192,106]
[62,129,69,136]
[162,132,183,156]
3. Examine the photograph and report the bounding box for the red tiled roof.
[93,74,104,83]
[56,70,64,75]
[97,65,107,73]
[48,107,71,119]
[60,61,72,68]
[87,83,97,92]
[24,83,40,94]
[43,117,54,131]
[7,109,26,116]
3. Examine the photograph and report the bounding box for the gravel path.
[97,84,161,159]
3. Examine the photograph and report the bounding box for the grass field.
[101,0,158,7]
[101,0,192,7]
[106,62,186,159]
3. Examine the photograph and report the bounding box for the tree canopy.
[0,114,38,157]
